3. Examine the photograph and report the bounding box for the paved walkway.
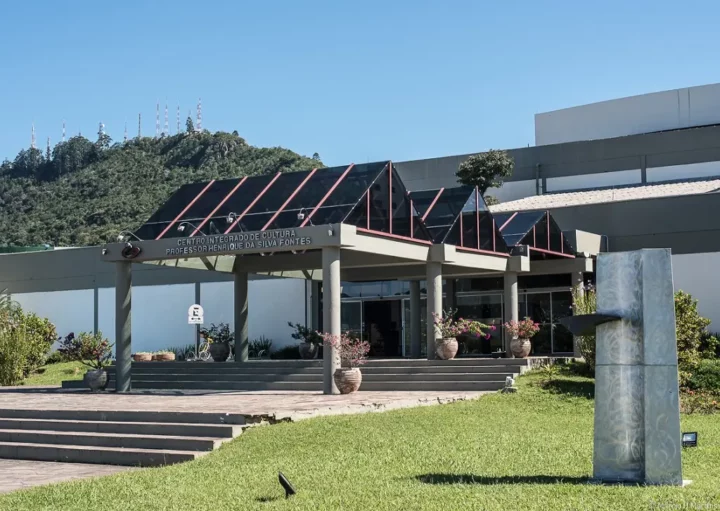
[0,387,486,421]
[0,459,132,494]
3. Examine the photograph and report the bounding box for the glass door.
[341,301,363,340]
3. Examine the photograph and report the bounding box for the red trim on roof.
[388,162,393,234]
[456,246,510,258]
[155,180,216,240]
[421,188,444,222]
[260,168,318,231]
[529,247,575,259]
[224,173,282,234]
[498,212,518,232]
[190,177,248,237]
[299,164,355,227]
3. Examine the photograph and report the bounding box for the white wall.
[486,180,538,203]
[14,278,306,356]
[13,290,94,349]
[535,83,720,145]
[673,252,720,330]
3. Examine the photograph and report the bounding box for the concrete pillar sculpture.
[426,262,442,360]
[322,247,341,394]
[503,272,518,358]
[234,271,249,362]
[593,249,683,485]
[115,262,132,392]
[409,280,422,358]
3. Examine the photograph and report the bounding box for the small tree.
[675,290,715,366]
[186,116,195,133]
[572,285,597,372]
[456,149,514,196]
[57,332,114,370]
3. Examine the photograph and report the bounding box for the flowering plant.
[57,332,114,370]
[432,310,492,340]
[320,331,370,368]
[504,318,540,339]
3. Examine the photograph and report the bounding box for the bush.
[270,345,301,359]
[675,290,714,367]
[249,336,273,358]
[57,332,114,370]
[0,323,32,386]
[571,285,597,372]
[686,359,720,392]
[166,344,195,361]
[19,312,57,370]
[680,389,720,414]
[46,350,71,364]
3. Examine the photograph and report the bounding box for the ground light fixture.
[278,472,296,498]
[682,432,698,448]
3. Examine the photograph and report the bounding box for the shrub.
[57,332,114,370]
[270,345,301,359]
[288,322,322,344]
[249,336,273,358]
[46,350,71,364]
[19,312,57,370]
[0,323,32,386]
[680,390,720,414]
[200,323,234,344]
[321,332,370,368]
[675,290,714,367]
[572,285,597,372]
[686,359,720,392]
[166,344,195,361]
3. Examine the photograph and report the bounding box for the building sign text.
[166,229,312,256]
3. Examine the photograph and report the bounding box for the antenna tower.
[62,120,66,142]
[196,98,202,131]
[138,113,142,138]
[124,122,128,143]
[156,102,160,138]
[46,136,51,157]
[31,123,36,149]
[164,104,169,135]
[176,105,180,133]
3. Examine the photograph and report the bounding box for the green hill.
[0,130,321,246]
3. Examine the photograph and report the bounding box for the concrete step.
[0,409,246,425]
[123,380,324,391]
[361,372,516,382]
[121,365,522,375]
[0,429,224,451]
[0,418,242,438]
[358,381,506,391]
[0,441,204,467]
[98,372,516,383]
[124,358,528,369]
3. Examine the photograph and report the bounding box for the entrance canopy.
[103,161,595,280]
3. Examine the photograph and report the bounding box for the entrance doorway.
[363,300,402,357]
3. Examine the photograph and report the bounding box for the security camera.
[125,242,133,249]
[297,211,305,220]
[226,213,238,224]
[177,224,186,232]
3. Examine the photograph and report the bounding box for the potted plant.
[57,331,114,391]
[288,322,322,359]
[504,318,541,358]
[321,331,370,394]
[153,350,176,362]
[200,323,234,362]
[432,310,490,360]
[133,352,152,362]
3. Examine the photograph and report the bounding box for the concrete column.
[503,272,518,358]
[322,247,341,394]
[93,286,99,335]
[409,280,422,358]
[445,279,456,314]
[426,262,442,360]
[572,271,584,358]
[195,282,201,358]
[234,271,249,363]
[115,262,132,392]
[311,280,321,331]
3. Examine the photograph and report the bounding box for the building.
[2,83,719,365]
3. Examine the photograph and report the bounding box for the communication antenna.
[31,123,36,149]
[138,113,142,138]
[164,104,169,136]
[124,122,128,143]
[156,102,160,138]
[196,97,202,131]
[176,105,180,133]
[46,136,51,157]
[62,120,66,142]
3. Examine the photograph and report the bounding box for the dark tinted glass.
[182,178,245,220]
[553,324,574,353]
[250,170,314,214]
[144,182,212,225]
[500,211,545,238]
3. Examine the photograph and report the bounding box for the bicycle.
[186,338,212,362]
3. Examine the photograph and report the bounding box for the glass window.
[553,324,574,353]
[526,293,551,323]
[456,294,504,355]
[531,324,552,355]
[341,302,362,339]
[402,298,427,358]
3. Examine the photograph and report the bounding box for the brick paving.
[0,387,487,421]
[0,459,132,494]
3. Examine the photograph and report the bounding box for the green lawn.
[21,361,85,386]
[1,369,718,510]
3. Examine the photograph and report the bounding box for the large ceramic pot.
[209,342,230,362]
[436,338,459,360]
[299,342,318,360]
[510,338,532,358]
[133,353,152,362]
[333,368,362,394]
[84,369,108,391]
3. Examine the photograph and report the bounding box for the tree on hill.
[186,116,194,133]
[456,149,514,196]
[0,131,321,247]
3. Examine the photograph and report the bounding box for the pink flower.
[490,325,497,331]
[485,334,491,340]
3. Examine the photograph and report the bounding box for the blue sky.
[1,0,719,165]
